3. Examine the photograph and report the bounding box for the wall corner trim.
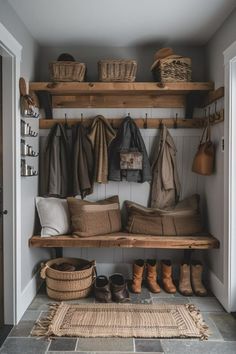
[0,22,22,60]
[224,40,236,64]
[17,273,38,323]
[207,269,229,312]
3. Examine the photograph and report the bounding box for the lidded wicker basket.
[151,56,191,83]
[40,257,96,300]
[98,59,137,82]
[49,61,86,82]
[151,48,191,83]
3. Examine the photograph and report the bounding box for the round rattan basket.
[40,257,96,300]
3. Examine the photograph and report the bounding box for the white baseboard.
[16,272,40,323]
[207,269,229,312]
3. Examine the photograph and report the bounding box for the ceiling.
[8,0,236,47]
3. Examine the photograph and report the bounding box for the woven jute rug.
[31,302,209,339]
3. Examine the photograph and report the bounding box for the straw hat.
[151,48,182,71]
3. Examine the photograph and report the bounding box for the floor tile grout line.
[75,337,79,351]
[133,337,136,352]
[45,339,51,353]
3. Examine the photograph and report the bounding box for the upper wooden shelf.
[30,82,214,95]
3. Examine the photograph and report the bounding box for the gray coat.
[40,123,71,197]
[108,116,151,183]
[150,125,181,209]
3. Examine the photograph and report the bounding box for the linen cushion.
[125,194,203,236]
[36,197,71,237]
[67,195,122,237]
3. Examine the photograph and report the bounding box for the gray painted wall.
[205,8,236,282]
[207,7,236,87]
[38,45,206,82]
[0,0,49,296]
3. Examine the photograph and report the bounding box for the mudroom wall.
[38,44,207,277]
[204,7,236,305]
[38,44,206,82]
[0,0,50,321]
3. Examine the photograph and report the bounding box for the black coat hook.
[64,113,68,128]
[174,113,178,129]
[144,113,148,129]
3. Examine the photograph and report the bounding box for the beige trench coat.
[150,125,181,209]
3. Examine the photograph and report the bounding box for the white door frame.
[224,41,236,312]
[0,22,22,324]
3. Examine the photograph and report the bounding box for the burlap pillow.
[125,194,203,236]
[67,196,122,237]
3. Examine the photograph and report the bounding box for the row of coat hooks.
[40,107,224,130]
[77,112,180,129]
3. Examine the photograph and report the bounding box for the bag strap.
[199,117,211,145]
[206,116,211,141]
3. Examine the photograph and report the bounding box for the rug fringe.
[185,304,209,340]
[31,303,60,338]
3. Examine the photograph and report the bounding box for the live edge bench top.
[29,232,220,250]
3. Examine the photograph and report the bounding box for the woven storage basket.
[40,257,96,300]
[49,61,86,82]
[98,59,137,82]
[152,57,191,83]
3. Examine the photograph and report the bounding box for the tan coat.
[88,115,115,183]
[150,125,181,209]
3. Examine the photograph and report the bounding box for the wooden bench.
[29,232,219,259]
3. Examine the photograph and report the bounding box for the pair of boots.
[131,259,176,294]
[179,261,207,296]
[94,273,130,303]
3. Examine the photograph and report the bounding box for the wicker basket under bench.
[29,232,219,259]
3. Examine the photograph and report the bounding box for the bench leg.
[52,247,63,258]
[184,249,194,263]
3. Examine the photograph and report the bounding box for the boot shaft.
[146,259,161,293]
[132,259,145,279]
[146,259,158,280]
[94,275,112,302]
[161,259,176,293]
[161,260,173,279]
[179,263,193,296]
[109,273,130,302]
[191,262,207,296]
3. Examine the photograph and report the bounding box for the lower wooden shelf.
[29,233,219,249]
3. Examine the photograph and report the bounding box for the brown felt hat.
[151,47,182,71]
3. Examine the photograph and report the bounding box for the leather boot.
[161,260,176,294]
[146,259,161,293]
[191,261,207,296]
[131,259,145,294]
[94,275,112,303]
[179,263,193,296]
[109,273,130,302]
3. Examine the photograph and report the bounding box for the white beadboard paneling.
[39,113,203,266]
[117,181,131,206]
[105,181,119,198]
[181,135,199,198]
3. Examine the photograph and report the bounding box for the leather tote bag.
[192,119,214,176]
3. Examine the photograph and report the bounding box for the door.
[0,55,3,327]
